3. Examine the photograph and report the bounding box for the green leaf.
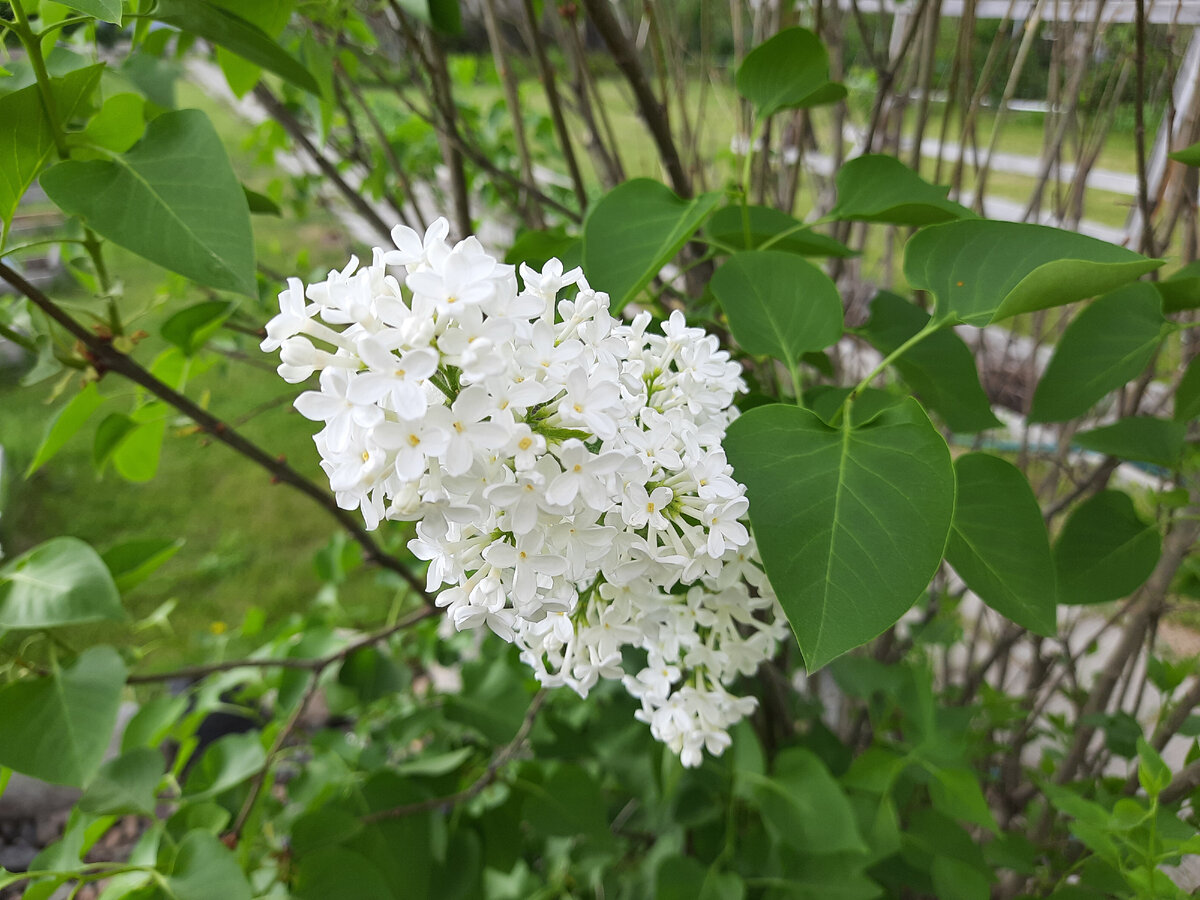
[78,748,164,816]
[155,831,252,900]
[243,185,281,215]
[725,399,954,669]
[1175,355,1200,421]
[102,538,184,593]
[710,250,843,371]
[51,0,123,24]
[523,765,610,841]
[945,453,1057,635]
[928,766,998,833]
[81,92,145,153]
[151,0,319,94]
[581,179,719,310]
[25,382,106,476]
[0,646,126,787]
[0,64,103,245]
[338,646,409,703]
[1074,416,1186,468]
[1030,284,1168,423]
[1053,491,1161,606]
[506,226,581,270]
[121,695,189,752]
[94,412,137,469]
[828,155,974,225]
[392,746,473,778]
[161,300,237,354]
[42,109,257,296]
[294,848,393,900]
[394,0,463,34]
[904,220,1162,326]
[750,748,867,855]
[931,856,992,900]
[211,0,296,97]
[0,536,124,629]
[112,415,167,483]
[1154,261,1200,312]
[1169,140,1200,166]
[859,292,1000,433]
[183,732,265,800]
[735,27,846,118]
[705,205,855,258]
[1137,737,1171,799]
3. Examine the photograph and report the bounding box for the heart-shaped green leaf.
[828,155,974,225]
[726,399,954,669]
[1030,284,1168,423]
[904,220,1162,326]
[710,250,843,371]
[159,832,253,900]
[735,27,846,118]
[1074,416,1186,468]
[945,453,1057,635]
[1054,491,1161,606]
[859,292,1000,433]
[0,537,124,629]
[581,178,719,310]
[0,646,126,787]
[42,109,256,296]
[705,205,854,257]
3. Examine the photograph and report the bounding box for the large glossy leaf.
[828,155,974,225]
[1054,491,1161,605]
[709,250,843,371]
[78,748,164,816]
[581,179,720,310]
[725,399,955,669]
[904,221,1162,326]
[705,205,854,258]
[735,27,846,118]
[42,109,256,296]
[151,0,318,94]
[0,536,124,629]
[0,64,103,245]
[1030,284,1168,423]
[945,453,1057,635]
[53,0,123,23]
[25,382,105,476]
[0,647,126,787]
[859,292,1000,433]
[1074,417,1186,468]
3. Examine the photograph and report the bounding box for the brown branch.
[580,0,692,198]
[250,83,393,242]
[1133,0,1157,257]
[0,262,435,607]
[362,689,547,823]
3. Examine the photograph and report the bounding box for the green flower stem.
[739,119,760,247]
[849,319,942,399]
[757,221,810,251]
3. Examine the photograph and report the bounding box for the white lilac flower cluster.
[262,218,787,767]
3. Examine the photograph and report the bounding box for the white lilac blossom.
[263,219,788,767]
